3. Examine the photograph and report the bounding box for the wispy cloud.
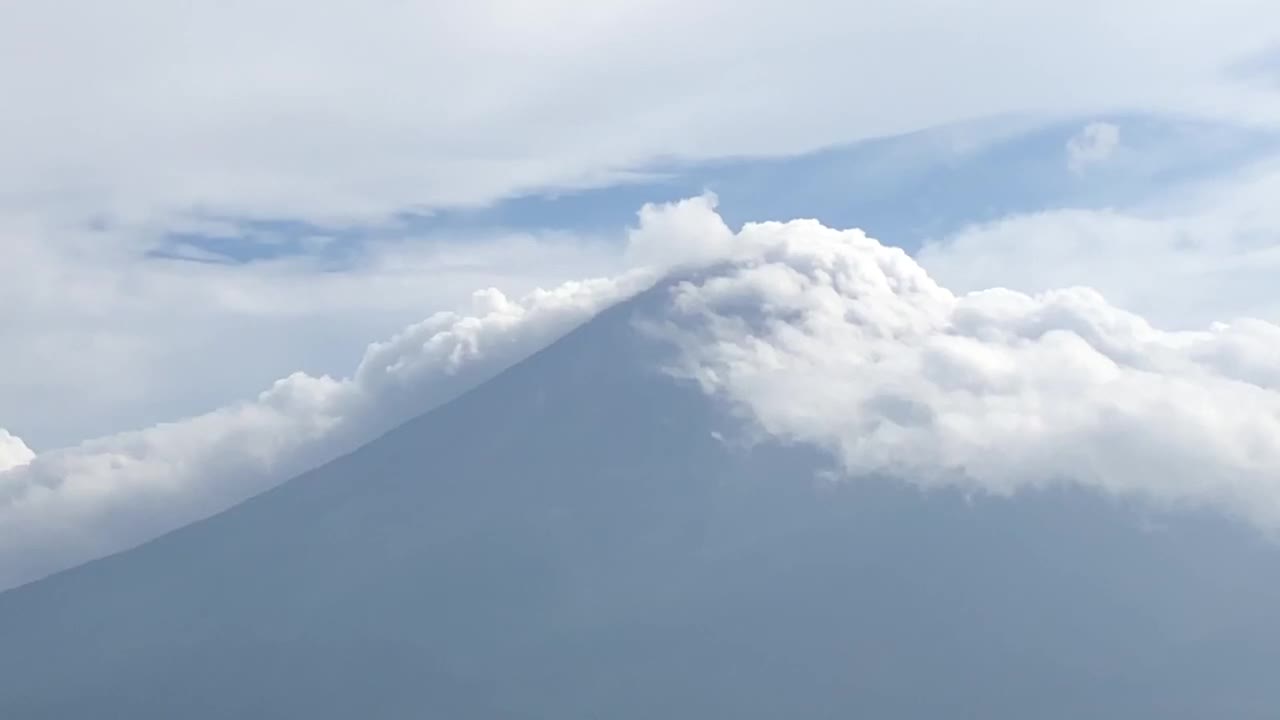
[4,0,1279,227]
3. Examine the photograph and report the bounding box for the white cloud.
[917,159,1280,328]
[0,215,625,449]
[3,0,1279,227]
[0,431,33,474]
[653,209,1280,529]
[1066,121,1122,173]
[0,265,655,590]
[625,194,736,268]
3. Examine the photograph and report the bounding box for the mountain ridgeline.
[2,283,1279,718]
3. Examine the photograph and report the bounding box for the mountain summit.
[2,275,1280,718]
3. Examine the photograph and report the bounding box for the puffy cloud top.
[0,431,33,474]
[656,212,1280,527]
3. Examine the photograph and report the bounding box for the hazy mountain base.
[2,285,1278,718]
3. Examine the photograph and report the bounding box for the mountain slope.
[2,285,1280,718]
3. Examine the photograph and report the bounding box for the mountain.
[3,282,1280,718]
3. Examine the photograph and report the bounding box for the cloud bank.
[4,187,1280,590]
[653,207,1280,528]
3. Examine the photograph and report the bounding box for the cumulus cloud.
[0,431,33,474]
[625,194,736,268]
[646,204,1280,529]
[1066,121,1122,173]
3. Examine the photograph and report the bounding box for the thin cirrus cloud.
[4,178,1280,590]
[917,156,1280,329]
[3,0,1280,227]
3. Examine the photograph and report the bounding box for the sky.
[3,1,1280,589]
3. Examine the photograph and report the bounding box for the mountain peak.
[4,275,1280,717]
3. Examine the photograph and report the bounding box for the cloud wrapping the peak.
[0,213,626,449]
[652,207,1280,528]
[0,269,653,590]
[0,431,33,474]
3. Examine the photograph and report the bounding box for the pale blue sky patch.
[144,113,1280,271]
